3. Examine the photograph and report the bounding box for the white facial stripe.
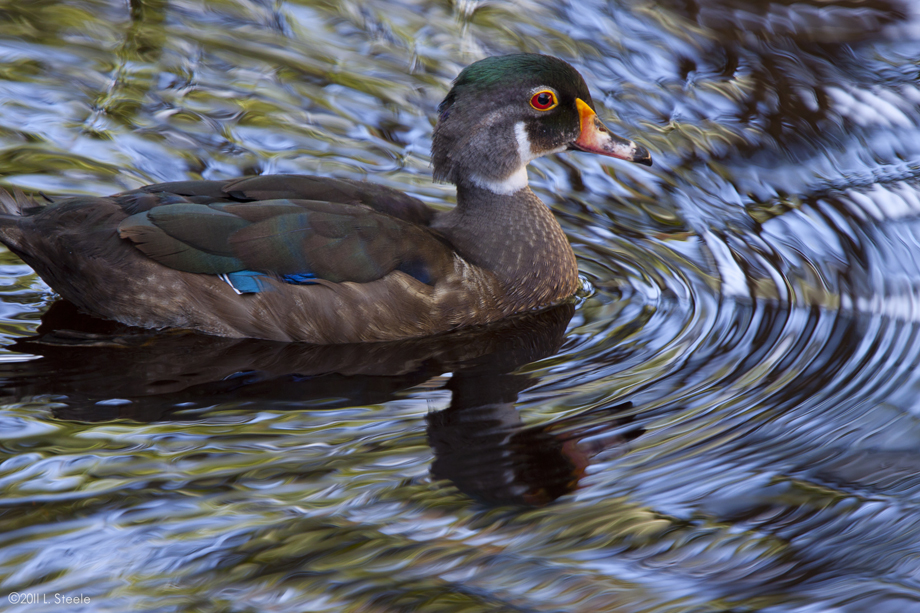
[465,121,534,195]
[515,121,534,165]
[516,120,567,160]
[466,116,580,195]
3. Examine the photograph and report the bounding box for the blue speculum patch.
[220,270,319,293]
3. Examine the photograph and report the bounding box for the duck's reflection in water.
[427,323,641,506]
[0,300,642,506]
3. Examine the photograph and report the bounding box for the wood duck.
[0,54,651,343]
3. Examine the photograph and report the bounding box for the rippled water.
[2,0,920,611]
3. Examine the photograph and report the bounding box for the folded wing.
[117,193,451,292]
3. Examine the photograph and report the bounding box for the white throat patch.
[469,167,529,195]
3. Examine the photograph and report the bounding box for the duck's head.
[432,54,652,195]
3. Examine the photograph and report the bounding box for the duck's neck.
[434,183,579,309]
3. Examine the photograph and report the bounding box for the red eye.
[530,90,557,111]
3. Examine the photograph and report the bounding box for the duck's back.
[0,176,508,343]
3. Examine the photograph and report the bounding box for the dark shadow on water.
[0,299,643,506]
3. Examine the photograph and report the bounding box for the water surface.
[2,0,920,611]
